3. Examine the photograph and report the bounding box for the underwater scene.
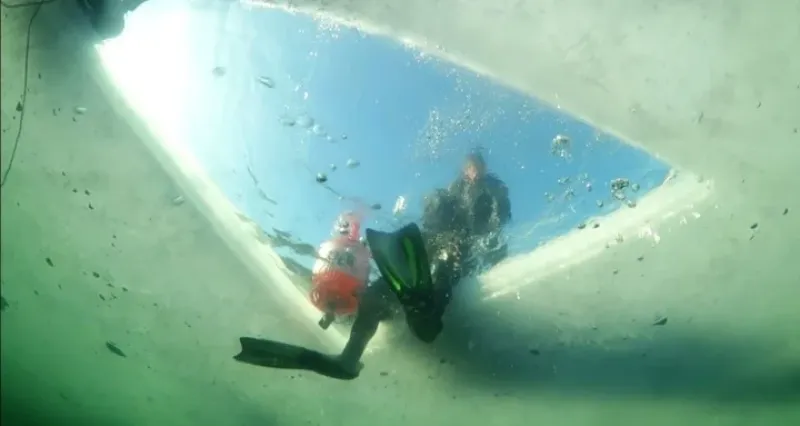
[1,0,798,425]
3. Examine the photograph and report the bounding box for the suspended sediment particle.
[652,316,668,326]
[105,341,127,357]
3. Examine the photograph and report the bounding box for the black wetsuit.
[338,173,511,367]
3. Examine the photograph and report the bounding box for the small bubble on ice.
[257,76,275,88]
[212,66,226,77]
[296,115,314,128]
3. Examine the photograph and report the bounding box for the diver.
[234,150,512,380]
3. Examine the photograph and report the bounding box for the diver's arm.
[486,176,511,229]
[495,185,512,227]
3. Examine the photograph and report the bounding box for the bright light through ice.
[94,10,193,155]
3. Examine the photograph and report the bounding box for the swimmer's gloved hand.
[366,223,445,343]
[233,337,362,380]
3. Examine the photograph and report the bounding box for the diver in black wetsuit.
[235,150,512,379]
[335,150,512,373]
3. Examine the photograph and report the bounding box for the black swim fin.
[233,337,362,380]
[366,223,444,342]
[366,223,433,300]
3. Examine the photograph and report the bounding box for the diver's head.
[462,151,487,183]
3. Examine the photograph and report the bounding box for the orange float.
[309,212,371,329]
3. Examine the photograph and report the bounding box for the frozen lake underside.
[1,1,798,425]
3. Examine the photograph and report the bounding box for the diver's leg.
[234,282,392,380]
[400,253,464,343]
[337,279,394,370]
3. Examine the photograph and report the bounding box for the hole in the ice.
[93,0,723,393]
[97,1,675,284]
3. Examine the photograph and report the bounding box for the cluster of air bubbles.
[210,65,276,91]
[315,159,360,184]
[544,169,644,213]
[610,178,641,208]
[551,134,571,159]
[281,113,349,145]
[314,158,361,186]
